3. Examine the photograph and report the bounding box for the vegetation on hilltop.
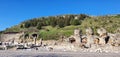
[1,14,120,40]
[20,14,88,28]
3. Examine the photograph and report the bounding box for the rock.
[74,29,82,44]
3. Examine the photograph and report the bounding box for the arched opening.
[81,37,87,44]
[94,38,99,44]
[105,36,110,44]
[69,38,76,43]
[32,33,38,45]
[32,34,37,38]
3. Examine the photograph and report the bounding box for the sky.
[0,0,120,31]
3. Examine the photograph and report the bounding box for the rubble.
[0,27,120,53]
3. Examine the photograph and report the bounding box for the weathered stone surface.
[86,27,93,35]
[0,27,120,53]
[74,29,81,44]
[97,28,107,45]
[108,33,120,46]
[0,32,24,43]
[84,27,94,48]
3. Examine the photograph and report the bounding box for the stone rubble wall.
[0,33,23,42]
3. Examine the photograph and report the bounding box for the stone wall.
[0,32,24,42]
[74,29,81,44]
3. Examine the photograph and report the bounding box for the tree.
[78,14,88,20]
[50,18,57,27]
[24,22,31,28]
[37,23,42,30]
[64,18,71,26]
[56,18,65,28]
[58,22,64,28]
[70,19,80,25]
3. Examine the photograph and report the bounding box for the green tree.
[24,22,31,28]
[37,23,42,30]
[70,19,80,25]
[50,18,56,27]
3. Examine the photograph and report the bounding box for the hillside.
[1,14,120,40]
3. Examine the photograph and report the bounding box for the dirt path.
[0,50,119,57]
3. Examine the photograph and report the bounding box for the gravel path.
[0,50,119,57]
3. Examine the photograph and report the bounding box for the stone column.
[32,34,38,45]
[97,28,108,46]
[39,38,42,46]
[85,27,94,48]
[33,37,36,45]
[74,29,81,44]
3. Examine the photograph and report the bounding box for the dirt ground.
[0,50,119,57]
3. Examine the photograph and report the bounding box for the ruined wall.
[74,29,81,44]
[0,32,24,42]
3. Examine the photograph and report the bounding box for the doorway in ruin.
[32,34,37,38]
[32,33,38,45]
[69,38,76,43]
[105,36,110,44]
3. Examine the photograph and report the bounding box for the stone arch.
[81,37,87,44]
[105,36,110,44]
[32,33,38,38]
[24,33,29,39]
[31,33,38,45]
[69,38,76,43]
[94,38,99,44]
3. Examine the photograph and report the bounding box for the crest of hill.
[1,14,120,40]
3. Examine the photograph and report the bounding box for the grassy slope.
[39,26,74,40]
[40,16,120,40]
[2,15,120,40]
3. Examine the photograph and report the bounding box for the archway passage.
[32,33,38,45]
[81,38,87,44]
[105,36,110,44]
[69,38,76,43]
[94,38,99,44]
[32,34,38,38]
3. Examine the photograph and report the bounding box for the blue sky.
[0,0,120,31]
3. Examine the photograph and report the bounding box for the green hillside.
[1,14,120,40]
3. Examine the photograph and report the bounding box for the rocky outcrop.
[0,27,120,53]
[67,29,82,45]
[0,32,24,42]
[64,27,120,52]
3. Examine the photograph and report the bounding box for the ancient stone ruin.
[67,27,120,52]
[68,29,81,45]
[0,27,119,53]
[0,32,24,44]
